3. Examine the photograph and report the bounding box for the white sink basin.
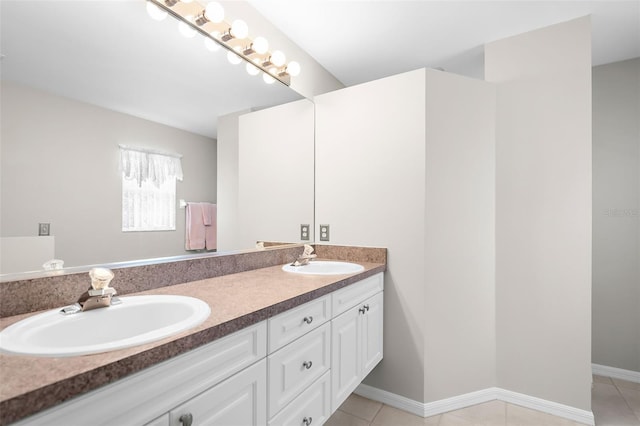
[282,260,364,275]
[0,295,210,357]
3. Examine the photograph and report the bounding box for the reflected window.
[122,177,176,232]
[119,146,183,232]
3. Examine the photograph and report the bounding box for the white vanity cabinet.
[12,273,384,426]
[169,360,267,426]
[16,323,267,426]
[267,295,332,423]
[331,274,384,411]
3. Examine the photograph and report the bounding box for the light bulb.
[263,72,275,84]
[231,19,249,39]
[268,66,278,76]
[287,61,301,77]
[204,2,224,23]
[246,62,260,76]
[270,50,286,67]
[204,37,220,52]
[179,16,196,38]
[227,47,242,65]
[252,36,269,55]
[146,1,167,21]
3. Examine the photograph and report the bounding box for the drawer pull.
[303,316,313,324]
[359,307,366,314]
[303,416,313,426]
[302,360,313,369]
[179,413,193,426]
[364,304,370,311]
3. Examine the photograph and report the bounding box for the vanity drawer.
[268,295,331,353]
[268,371,331,426]
[332,273,383,317]
[268,322,331,418]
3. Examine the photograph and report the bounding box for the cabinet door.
[145,414,169,426]
[169,359,267,426]
[361,292,384,378]
[268,323,331,417]
[268,371,331,426]
[331,306,361,412]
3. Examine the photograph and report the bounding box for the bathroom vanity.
[0,246,385,426]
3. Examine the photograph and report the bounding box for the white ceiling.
[2,1,638,138]
[0,0,302,139]
[249,0,640,85]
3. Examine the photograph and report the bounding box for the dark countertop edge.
[0,264,385,425]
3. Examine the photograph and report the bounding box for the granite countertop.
[0,260,385,425]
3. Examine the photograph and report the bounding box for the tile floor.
[325,375,640,426]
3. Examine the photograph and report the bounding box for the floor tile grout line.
[368,402,384,425]
[613,380,640,423]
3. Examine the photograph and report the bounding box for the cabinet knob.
[302,360,313,369]
[364,304,370,311]
[179,413,193,426]
[303,316,313,324]
[359,307,366,314]
[303,416,313,425]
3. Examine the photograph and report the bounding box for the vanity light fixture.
[146,0,299,86]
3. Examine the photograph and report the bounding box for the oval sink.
[282,260,364,275]
[0,295,210,357]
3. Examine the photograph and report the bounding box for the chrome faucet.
[291,244,317,267]
[61,268,121,315]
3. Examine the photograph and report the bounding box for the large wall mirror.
[0,0,314,278]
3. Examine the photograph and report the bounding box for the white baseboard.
[495,388,595,426]
[354,383,426,417]
[592,363,640,383]
[354,384,595,426]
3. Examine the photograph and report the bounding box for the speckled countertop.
[0,260,385,425]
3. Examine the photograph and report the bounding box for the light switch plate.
[319,224,330,242]
[300,224,310,241]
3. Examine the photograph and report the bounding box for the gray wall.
[1,81,217,270]
[315,68,496,403]
[486,17,593,410]
[592,57,640,373]
[238,99,315,247]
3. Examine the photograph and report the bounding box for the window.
[120,146,183,232]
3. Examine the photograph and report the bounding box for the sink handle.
[179,413,193,426]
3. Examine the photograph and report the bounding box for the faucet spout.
[291,244,317,266]
[62,268,120,314]
[79,287,117,311]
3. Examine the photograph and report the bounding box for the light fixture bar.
[148,0,291,86]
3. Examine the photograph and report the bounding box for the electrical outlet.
[319,224,330,242]
[300,224,310,241]
[38,223,50,236]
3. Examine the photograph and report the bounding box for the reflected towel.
[185,203,205,250]
[203,203,217,250]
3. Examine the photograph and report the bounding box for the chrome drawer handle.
[303,416,313,425]
[303,316,313,324]
[302,360,313,369]
[179,413,193,426]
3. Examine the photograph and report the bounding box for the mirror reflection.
[0,0,310,277]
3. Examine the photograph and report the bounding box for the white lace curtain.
[119,145,183,232]
[119,145,183,187]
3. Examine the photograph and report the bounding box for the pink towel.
[203,203,217,250]
[185,202,217,251]
[185,203,205,250]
